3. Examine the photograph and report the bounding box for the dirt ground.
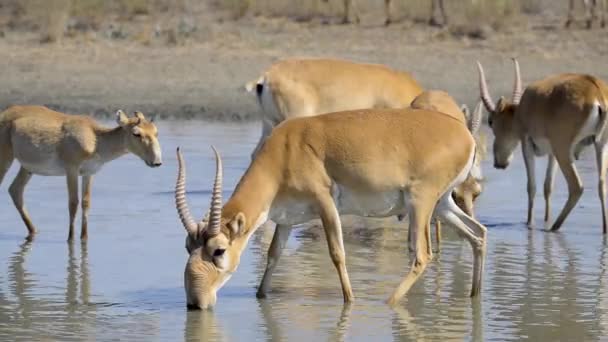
[0,0,607,120]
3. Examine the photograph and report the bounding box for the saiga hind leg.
[544,155,557,224]
[387,197,434,306]
[594,140,607,234]
[549,147,584,232]
[434,194,487,297]
[9,167,36,240]
[66,170,80,242]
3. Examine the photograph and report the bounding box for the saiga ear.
[227,212,246,236]
[134,111,145,122]
[116,110,129,127]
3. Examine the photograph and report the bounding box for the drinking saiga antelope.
[0,105,162,241]
[246,58,485,248]
[477,59,608,233]
[175,107,487,310]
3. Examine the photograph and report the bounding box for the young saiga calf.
[175,108,487,310]
[0,106,162,241]
[477,59,608,233]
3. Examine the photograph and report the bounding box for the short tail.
[244,76,265,106]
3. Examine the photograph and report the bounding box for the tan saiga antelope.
[245,58,423,160]
[175,108,487,310]
[0,105,162,241]
[247,61,484,249]
[566,0,606,29]
[477,59,608,233]
[408,90,484,248]
[322,0,447,26]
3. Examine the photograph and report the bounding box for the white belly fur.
[16,152,104,177]
[269,183,407,226]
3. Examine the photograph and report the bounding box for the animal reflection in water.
[2,241,92,332]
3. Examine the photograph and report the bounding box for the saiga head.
[175,147,252,310]
[476,58,523,169]
[116,110,162,167]
[452,101,484,216]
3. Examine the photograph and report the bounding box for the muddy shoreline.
[2,9,607,121]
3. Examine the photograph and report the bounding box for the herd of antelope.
[326,0,606,29]
[2,52,608,311]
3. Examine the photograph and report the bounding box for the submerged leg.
[387,197,434,306]
[550,150,583,231]
[9,167,35,240]
[257,224,293,298]
[66,170,79,242]
[543,155,557,223]
[522,138,537,228]
[80,175,93,240]
[434,220,442,253]
[434,194,487,297]
[595,141,607,234]
[316,193,354,303]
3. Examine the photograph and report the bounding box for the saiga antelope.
[245,58,423,160]
[247,58,484,246]
[566,0,606,29]
[175,108,487,310]
[477,59,608,233]
[0,106,162,241]
[408,90,484,248]
[321,0,447,26]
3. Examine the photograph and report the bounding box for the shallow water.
[1,121,607,341]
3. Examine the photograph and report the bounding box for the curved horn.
[206,146,223,236]
[511,58,523,105]
[175,147,199,236]
[469,101,483,135]
[476,61,496,113]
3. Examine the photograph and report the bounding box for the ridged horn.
[206,146,223,236]
[476,61,496,112]
[175,147,199,236]
[469,101,483,135]
[511,58,523,105]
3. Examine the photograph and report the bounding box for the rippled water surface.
[1,121,608,341]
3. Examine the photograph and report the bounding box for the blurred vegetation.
[0,0,574,44]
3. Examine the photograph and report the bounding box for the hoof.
[256,290,267,299]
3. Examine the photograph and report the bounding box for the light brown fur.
[176,108,487,309]
[246,57,423,159]
[409,90,484,250]
[0,105,162,241]
[478,59,608,234]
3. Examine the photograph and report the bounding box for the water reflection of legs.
[8,241,34,317]
[184,309,226,341]
[329,303,352,342]
[258,300,285,341]
[600,236,608,335]
[391,304,424,340]
[471,297,484,341]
